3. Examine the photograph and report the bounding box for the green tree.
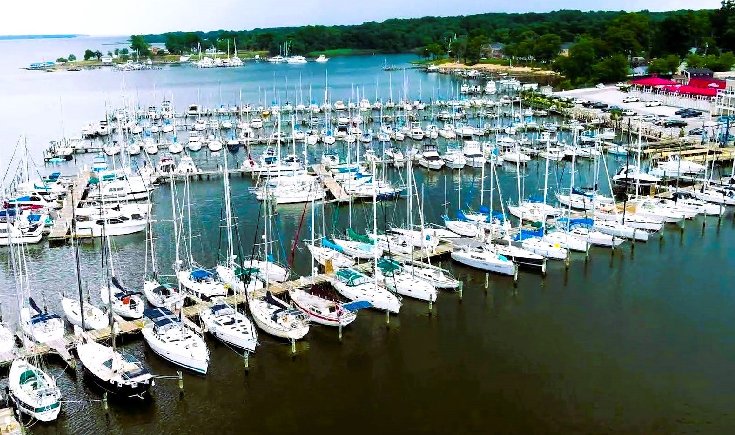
[83,49,95,61]
[533,33,562,63]
[648,54,681,74]
[465,35,488,64]
[94,50,102,61]
[592,54,629,83]
[56,57,67,63]
[68,54,76,62]
[130,35,150,56]
[121,48,129,55]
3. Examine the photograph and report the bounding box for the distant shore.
[432,61,559,77]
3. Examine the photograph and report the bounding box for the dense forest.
[138,2,735,87]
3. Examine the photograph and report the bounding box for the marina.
[2,21,735,434]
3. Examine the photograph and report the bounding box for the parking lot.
[555,85,720,140]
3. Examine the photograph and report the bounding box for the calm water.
[0,37,734,434]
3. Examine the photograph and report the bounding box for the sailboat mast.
[542,138,550,233]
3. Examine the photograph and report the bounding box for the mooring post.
[458,281,463,301]
[178,370,184,391]
[513,266,519,287]
[291,338,296,355]
[338,322,343,341]
[103,392,108,413]
[244,351,249,372]
[385,309,390,326]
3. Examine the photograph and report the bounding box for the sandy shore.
[436,62,559,76]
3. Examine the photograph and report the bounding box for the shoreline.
[431,61,559,77]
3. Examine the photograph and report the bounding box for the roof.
[489,42,505,50]
[661,84,719,97]
[630,76,677,87]
[560,42,574,50]
[686,67,713,75]
[688,77,726,89]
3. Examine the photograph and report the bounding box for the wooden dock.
[0,241,455,367]
[47,172,91,247]
[312,164,350,202]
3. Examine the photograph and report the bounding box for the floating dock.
[312,164,350,202]
[47,172,91,247]
[0,240,455,366]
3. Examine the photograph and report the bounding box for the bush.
[56,57,67,63]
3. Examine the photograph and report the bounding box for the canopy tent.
[661,85,718,97]
[630,77,676,87]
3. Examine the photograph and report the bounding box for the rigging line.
[289,183,313,268]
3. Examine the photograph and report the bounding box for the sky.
[1,0,723,36]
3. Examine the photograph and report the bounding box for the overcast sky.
[1,0,723,36]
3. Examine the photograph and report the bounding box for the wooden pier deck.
[47,172,91,247]
[0,241,455,367]
[312,164,350,202]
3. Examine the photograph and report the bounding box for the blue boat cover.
[191,269,213,280]
[527,194,544,203]
[27,214,42,223]
[343,300,373,312]
[144,307,178,327]
[30,313,61,325]
[456,210,469,221]
[557,217,594,227]
[572,187,592,198]
[322,238,344,253]
[478,205,490,214]
[513,227,544,241]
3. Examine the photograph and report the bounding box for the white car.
[622,109,636,116]
[622,96,639,103]
[595,83,605,89]
[645,101,662,107]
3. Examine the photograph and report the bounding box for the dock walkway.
[48,172,90,247]
[0,241,455,366]
[312,164,350,202]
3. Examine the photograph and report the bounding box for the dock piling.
[458,281,463,301]
[291,338,296,355]
[244,351,249,372]
[177,370,184,391]
[338,323,343,341]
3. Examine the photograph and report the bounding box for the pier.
[47,172,91,247]
[312,164,350,202]
[0,240,455,366]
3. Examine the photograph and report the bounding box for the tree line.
[136,2,735,87]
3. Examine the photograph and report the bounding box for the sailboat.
[8,231,62,422]
[142,307,209,374]
[248,291,310,339]
[375,258,437,302]
[77,212,154,398]
[142,198,185,310]
[200,298,258,352]
[202,153,259,352]
[176,174,228,299]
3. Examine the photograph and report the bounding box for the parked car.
[645,101,662,107]
[622,109,636,116]
[595,83,605,89]
[591,102,608,109]
[688,127,704,136]
[662,119,687,128]
[622,96,640,103]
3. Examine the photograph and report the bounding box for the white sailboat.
[142,307,209,374]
